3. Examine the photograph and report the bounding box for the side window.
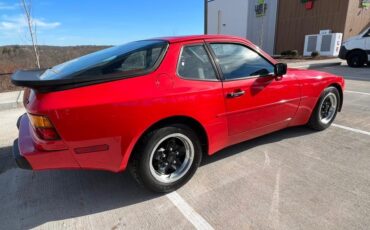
[103,46,164,74]
[210,43,274,80]
[120,50,146,71]
[178,45,217,80]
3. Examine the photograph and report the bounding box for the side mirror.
[274,63,287,76]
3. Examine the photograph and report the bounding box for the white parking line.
[333,124,370,136]
[167,191,214,230]
[345,90,370,96]
[167,123,368,230]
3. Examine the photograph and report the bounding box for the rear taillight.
[28,114,60,140]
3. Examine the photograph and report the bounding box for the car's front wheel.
[308,86,340,131]
[129,124,202,193]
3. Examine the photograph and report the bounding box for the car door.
[173,40,229,152]
[207,42,301,143]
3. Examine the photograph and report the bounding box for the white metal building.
[206,0,278,55]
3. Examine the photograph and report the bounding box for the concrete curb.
[0,102,23,111]
[291,62,343,69]
[288,60,345,69]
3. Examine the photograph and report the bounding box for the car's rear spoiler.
[12,69,45,88]
[11,69,152,93]
[11,70,86,93]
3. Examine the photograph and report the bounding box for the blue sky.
[0,0,204,46]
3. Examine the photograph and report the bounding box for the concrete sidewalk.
[0,91,24,111]
[0,58,345,111]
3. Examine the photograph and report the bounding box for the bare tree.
[20,0,40,69]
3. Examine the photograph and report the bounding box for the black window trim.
[176,42,221,82]
[205,41,276,82]
[363,28,370,38]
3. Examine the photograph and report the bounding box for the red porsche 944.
[12,35,345,192]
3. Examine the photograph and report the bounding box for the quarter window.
[178,45,217,80]
[210,43,274,80]
[103,47,163,74]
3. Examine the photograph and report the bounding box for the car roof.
[148,34,277,65]
[155,34,247,43]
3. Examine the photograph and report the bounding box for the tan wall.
[344,1,370,40]
[275,0,349,54]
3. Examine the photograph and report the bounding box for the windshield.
[40,40,168,80]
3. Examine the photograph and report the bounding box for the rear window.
[40,40,168,80]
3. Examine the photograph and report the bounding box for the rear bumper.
[13,114,81,170]
[12,139,32,170]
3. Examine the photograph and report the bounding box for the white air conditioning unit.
[303,33,343,57]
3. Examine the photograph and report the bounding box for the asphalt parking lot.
[0,64,370,230]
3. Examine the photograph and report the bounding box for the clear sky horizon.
[0,0,205,46]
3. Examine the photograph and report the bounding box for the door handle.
[227,90,245,98]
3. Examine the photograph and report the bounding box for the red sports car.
[12,35,344,192]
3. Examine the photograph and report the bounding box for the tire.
[129,124,202,193]
[308,86,340,131]
[346,50,366,68]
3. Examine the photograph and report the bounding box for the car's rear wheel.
[308,86,340,131]
[347,50,367,68]
[129,124,202,193]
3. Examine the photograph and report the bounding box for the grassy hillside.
[0,45,109,92]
